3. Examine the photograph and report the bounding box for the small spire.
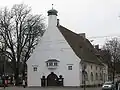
[47,4,58,16]
[52,4,53,9]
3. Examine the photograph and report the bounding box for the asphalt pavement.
[0,86,102,90]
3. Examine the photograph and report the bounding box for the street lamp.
[82,70,86,90]
[81,61,87,90]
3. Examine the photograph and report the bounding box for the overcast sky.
[1,0,120,47]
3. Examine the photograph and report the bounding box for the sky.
[1,0,120,48]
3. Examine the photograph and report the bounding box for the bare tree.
[0,4,45,85]
[103,37,120,83]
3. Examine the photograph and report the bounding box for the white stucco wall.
[27,14,81,87]
[102,63,108,82]
[86,63,103,85]
[80,62,106,86]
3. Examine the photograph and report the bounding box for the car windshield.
[104,82,113,85]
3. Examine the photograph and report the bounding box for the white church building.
[27,8,108,87]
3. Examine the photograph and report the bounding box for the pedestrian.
[115,81,119,90]
[22,79,25,88]
[5,79,8,86]
[13,80,15,86]
[3,80,6,89]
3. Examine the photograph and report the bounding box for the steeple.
[47,4,58,16]
[47,4,58,27]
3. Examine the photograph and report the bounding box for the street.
[0,87,102,90]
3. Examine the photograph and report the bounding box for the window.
[100,73,103,80]
[33,67,37,72]
[54,62,58,66]
[46,62,58,66]
[46,59,59,67]
[47,63,49,66]
[96,66,97,70]
[91,65,92,69]
[49,62,53,66]
[103,73,105,81]
[91,72,93,81]
[68,66,72,70]
[96,73,98,80]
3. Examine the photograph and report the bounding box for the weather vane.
[52,4,53,9]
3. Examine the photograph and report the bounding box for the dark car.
[0,79,3,87]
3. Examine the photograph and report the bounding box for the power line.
[87,35,120,39]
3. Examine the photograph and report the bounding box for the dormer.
[45,59,60,69]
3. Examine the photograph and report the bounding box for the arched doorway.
[47,72,58,86]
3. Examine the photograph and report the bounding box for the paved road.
[0,87,102,90]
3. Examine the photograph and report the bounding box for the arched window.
[103,73,105,82]
[96,73,98,80]
[91,72,93,81]
[100,73,102,80]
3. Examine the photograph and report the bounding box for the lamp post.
[82,70,86,90]
[81,61,87,90]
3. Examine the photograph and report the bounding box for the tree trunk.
[14,67,19,86]
[22,63,26,80]
[113,71,115,83]
[113,61,115,83]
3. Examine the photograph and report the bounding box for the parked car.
[118,82,120,90]
[0,79,3,87]
[102,81,115,90]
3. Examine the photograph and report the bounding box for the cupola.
[47,4,58,27]
[47,9,58,16]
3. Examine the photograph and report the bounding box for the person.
[13,79,15,86]
[5,79,8,86]
[22,79,25,88]
[3,80,6,89]
[118,82,120,90]
[116,81,118,90]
